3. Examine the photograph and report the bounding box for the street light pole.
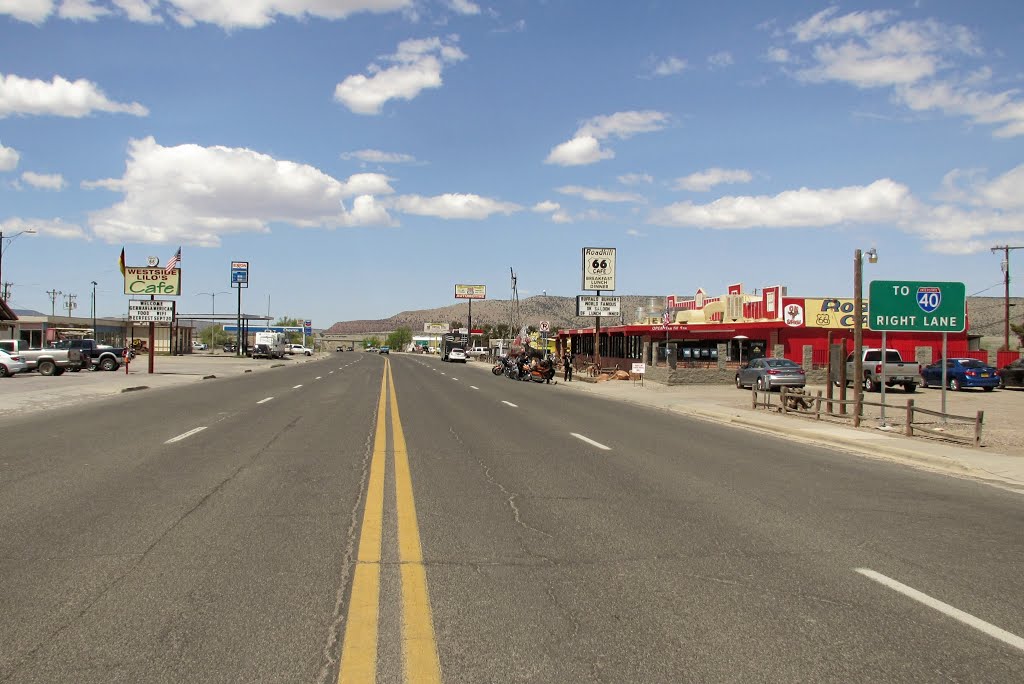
[91,281,97,339]
[0,228,38,297]
[852,247,878,428]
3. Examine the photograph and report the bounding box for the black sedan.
[1000,358,1024,389]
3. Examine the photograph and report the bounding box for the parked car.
[920,358,1000,391]
[223,342,238,353]
[0,348,28,377]
[1000,358,1024,389]
[378,346,390,355]
[735,357,806,391]
[447,347,467,363]
[466,346,489,358]
[192,341,208,351]
[285,343,311,355]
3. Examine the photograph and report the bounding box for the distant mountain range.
[325,295,1022,339]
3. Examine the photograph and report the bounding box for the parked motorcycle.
[529,358,556,383]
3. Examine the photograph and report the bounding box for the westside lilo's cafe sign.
[119,248,181,295]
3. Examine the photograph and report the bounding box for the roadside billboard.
[455,284,486,299]
[124,267,181,296]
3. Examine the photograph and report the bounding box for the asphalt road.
[1,352,1022,682]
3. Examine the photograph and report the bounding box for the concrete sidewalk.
[0,352,331,417]
[466,359,1024,492]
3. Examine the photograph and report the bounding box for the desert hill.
[325,295,1023,339]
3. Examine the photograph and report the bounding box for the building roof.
[0,298,18,325]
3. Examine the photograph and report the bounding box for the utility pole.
[64,293,77,318]
[46,289,62,316]
[1,281,11,300]
[91,281,98,338]
[991,245,1023,352]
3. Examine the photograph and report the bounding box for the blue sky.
[1,1,1023,327]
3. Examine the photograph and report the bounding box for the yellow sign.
[123,267,181,295]
[454,284,486,299]
[803,298,868,328]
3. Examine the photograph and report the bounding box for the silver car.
[0,348,28,377]
[735,357,806,391]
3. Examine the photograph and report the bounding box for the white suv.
[286,344,313,356]
[466,346,489,358]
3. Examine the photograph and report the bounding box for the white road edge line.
[571,433,611,451]
[257,397,274,404]
[501,400,518,408]
[293,384,303,389]
[855,568,1024,653]
[165,427,207,444]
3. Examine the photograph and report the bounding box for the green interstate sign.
[868,280,966,333]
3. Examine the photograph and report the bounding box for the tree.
[364,336,382,349]
[274,316,303,343]
[1012,321,1024,348]
[450,320,463,330]
[387,327,413,351]
[200,324,228,346]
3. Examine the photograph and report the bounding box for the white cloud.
[0,0,414,28]
[21,171,65,190]
[342,149,418,164]
[707,51,734,68]
[532,201,560,213]
[85,137,396,246]
[556,185,644,203]
[673,168,753,192]
[545,110,669,167]
[0,0,53,23]
[974,164,1024,210]
[389,193,521,219]
[334,36,466,115]
[0,215,87,240]
[791,7,895,42]
[782,9,1024,137]
[447,0,479,15]
[58,0,110,20]
[110,0,161,23]
[0,142,19,171]
[618,173,653,186]
[764,47,791,64]
[626,228,646,237]
[0,72,149,118]
[649,179,915,229]
[652,57,687,76]
[544,135,613,166]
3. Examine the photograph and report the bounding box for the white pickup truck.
[845,348,920,393]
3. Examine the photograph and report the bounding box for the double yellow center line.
[338,358,442,683]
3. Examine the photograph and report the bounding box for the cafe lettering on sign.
[123,267,181,296]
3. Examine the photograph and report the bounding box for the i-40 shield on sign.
[916,286,942,313]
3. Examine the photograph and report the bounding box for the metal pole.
[880,330,887,426]
[91,281,97,339]
[595,290,601,366]
[853,250,863,426]
[236,286,242,357]
[148,294,155,374]
[941,332,948,422]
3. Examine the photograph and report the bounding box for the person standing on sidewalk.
[563,350,573,382]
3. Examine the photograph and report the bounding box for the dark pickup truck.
[49,339,126,371]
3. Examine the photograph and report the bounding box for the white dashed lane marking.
[571,433,610,451]
[856,568,1024,653]
[501,401,518,408]
[165,427,207,444]
[257,397,274,404]
[293,385,303,389]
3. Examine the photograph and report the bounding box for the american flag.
[164,247,181,273]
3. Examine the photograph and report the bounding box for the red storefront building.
[557,283,981,370]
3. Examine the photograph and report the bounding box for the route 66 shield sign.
[917,286,942,313]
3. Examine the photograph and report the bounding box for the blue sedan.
[920,358,999,391]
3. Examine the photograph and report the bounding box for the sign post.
[231,261,249,356]
[868,280,966,425]
[582,248,616,365]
